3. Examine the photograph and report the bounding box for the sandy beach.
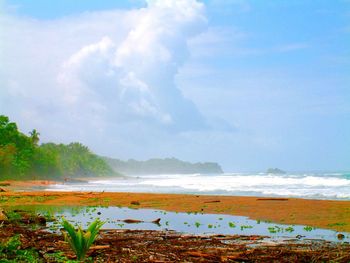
[1,180,350,233]
[1,180,350,262]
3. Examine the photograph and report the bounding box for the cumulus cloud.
[0,0,208,147]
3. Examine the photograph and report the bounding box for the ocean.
[46,172,350,200]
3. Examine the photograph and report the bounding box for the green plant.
[240,225,253,231]
[285,226,295,233]
[0,235,21,253]
[61,218,104,261]
[303,226,314,232]
[0,235,41,262]
[228,222,236,228]
[46,252,84,263]
[6,210,22,222]
[268,226,277,233]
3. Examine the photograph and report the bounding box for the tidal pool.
[8,205,350,242]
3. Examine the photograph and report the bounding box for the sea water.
[10,206,349,242]
[46,172,350,200]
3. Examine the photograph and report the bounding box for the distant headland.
[104,157,223,175]
[266,168,286,174]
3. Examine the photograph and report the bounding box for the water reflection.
[7,205,349,242]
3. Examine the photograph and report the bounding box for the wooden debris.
[1,217,350,262]
[152,218,161,224]
[90,245,110,250]
[204,200,221,203]
[120,219,143,224]
[0,209,7,221]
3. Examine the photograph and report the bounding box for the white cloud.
[0,0,209,149]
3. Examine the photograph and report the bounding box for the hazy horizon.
[1,0,349,172]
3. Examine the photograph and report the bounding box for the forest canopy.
[0,115,114,180]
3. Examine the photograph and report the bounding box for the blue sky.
[1,0,349,171]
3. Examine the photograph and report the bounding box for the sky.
[0,0,349,172]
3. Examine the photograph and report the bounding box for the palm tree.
[29,129,40,146]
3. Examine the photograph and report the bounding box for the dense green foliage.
[0,115,113,180]
[105,157,223,175]
[61,217,104,261]
[0,235,41,263]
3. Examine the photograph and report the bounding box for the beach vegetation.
[240,225,253,231]
[228,222,236,228]
[285,226,294,232]
[0,115,115,180]
[268,227,277,233]
[61,217,105,261]
[45,252,83,263]
[303,226,314,232]
[267,226,284,233]
[5,210,22,222]
[327,222,347,227]
[0,235,41,262]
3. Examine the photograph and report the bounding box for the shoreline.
[1,181,350,233]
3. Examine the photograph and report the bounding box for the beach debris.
[118,218,161,225]
[90,245,110,250]
[121,219,143,224]
[204,200,221,203]
[1,220,350,263]
[186,250,218,260]
[152,218,161,225]
[130,201,140,205]
[0,188,6,192]
[337,233,345,240]
[0,208,7,221]
[36,215,47,225]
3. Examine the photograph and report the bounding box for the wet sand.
[1,182,350,233]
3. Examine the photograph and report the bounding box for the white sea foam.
[46,172,350,200]
[139,174,350,189]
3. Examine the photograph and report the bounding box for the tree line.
[0,115,114,180]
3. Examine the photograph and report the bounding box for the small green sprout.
[61,217,104,261]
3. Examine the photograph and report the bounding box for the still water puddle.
[8,205,349,242]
